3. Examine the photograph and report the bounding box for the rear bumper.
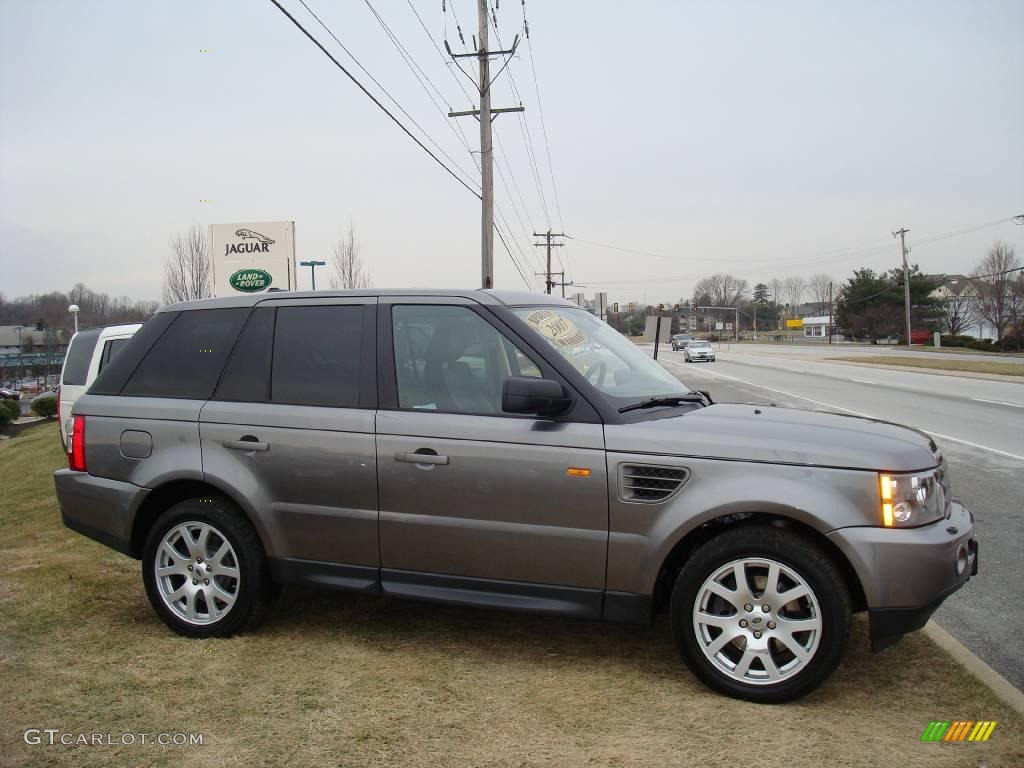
[827,500,978,652]
[54,469,148,557]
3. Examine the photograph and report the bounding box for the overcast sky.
[1,0,1022,306]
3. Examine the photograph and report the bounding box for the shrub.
[0,398,21,423]
[31,395,57,419]
[0,406,12,431]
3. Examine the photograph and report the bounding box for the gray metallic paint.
[55,290,977,641]
[377,411,608,589]
[200,401,378,565]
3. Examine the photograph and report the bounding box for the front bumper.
[827,500,978,652]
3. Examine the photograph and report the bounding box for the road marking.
[663,359,1024,463]
[852,378,877,384]
[972,398,1024,409]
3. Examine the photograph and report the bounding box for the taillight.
[69,415,87,471]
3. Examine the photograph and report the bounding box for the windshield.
[512,306,688,406]
[691,342,711,349]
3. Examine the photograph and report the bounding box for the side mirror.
[502,376,572,416]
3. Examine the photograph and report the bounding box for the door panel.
[200,402,378,568]
[377,411,608,589]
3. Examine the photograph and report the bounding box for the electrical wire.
[271,0,481,199]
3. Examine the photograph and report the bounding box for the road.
[647,343,1024,689]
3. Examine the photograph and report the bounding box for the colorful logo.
[228,269,272,293]
[921,721,997,742]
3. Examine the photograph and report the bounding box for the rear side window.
[122,309,249,399]
[215,308,275,402]
[98,337,131,373]
[61,329,101,385]
[271,305,362,406]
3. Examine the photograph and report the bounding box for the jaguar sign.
[209,221,296,296]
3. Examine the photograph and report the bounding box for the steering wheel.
[584,361,608,387]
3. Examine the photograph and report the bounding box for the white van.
[58,324,140,448]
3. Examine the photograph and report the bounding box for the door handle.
[395,451,449,466]
[226,436,269,452]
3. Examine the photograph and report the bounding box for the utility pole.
[533,270,572,297]
[300,260,326,291]
[893,228,912,349]
[446,3,522,289]
[532,230,566,293]
[828,282,833,345]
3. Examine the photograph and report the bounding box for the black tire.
[142,496,276,638]
[670,525,851,703]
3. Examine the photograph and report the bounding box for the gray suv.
[54,290,977,703]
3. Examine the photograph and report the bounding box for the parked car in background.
[670,333,691,351]
[0,387,21,401]
[54,290,978,704]
[58,323,141,448]
[684,340,716,362]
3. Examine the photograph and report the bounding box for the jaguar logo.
[225,229,275,255]
[234,229,275,245]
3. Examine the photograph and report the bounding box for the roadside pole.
[653,316,662,360]
[894,227,911,349]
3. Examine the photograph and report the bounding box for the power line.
[270,0,481,199]
[299,0,480,189]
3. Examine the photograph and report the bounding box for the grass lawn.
[2,423,1022,767]
[833,356,1024,377]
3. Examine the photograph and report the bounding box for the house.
[927,275,998,340]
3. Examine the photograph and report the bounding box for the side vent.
[620,464,689,503]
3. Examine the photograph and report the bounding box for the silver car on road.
[54,290,977,703]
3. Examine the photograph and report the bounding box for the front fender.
[605,453,878,595]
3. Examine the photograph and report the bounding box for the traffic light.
[658,303,665,311]
[673,303,680,312]
[613,302,619,313]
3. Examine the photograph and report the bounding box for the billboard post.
[209,221,296,297]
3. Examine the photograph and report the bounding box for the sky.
[1,0,1022,307]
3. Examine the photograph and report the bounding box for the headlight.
[878,470,944,528]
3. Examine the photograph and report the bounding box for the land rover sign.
[209,221,296,297]
[228,268,272,292]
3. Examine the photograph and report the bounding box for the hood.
[606,403,940,472]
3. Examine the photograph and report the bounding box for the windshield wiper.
[618,391,713,413]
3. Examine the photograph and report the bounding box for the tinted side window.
[98,337,131,373]
[215,307,275,402]
[271,305,362,407]
[61,329,101,385]
[89,313,177,395]
[123,309,249,399]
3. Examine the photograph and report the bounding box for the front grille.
[620,464,689,503]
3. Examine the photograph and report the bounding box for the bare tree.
[768,278,783,305]
[937,277,979,336]
[807,273,833,307]
[692,273,748,307]
[329,223,371,290]
[782,276,806,315]
[162,222,210,304]
[971,241,1020,342]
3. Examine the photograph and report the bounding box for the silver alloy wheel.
[155,521,240,625]
[692,557,822,685]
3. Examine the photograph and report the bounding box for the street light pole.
[68,304,79,334]
[299,260,326,291]
[893,228,911,349]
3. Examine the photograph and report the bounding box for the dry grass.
[2,424,1022,768]
[832,356,1024,377]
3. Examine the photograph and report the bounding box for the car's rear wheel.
[670,526,850,703]
[142,497,275,638]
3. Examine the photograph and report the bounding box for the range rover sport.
[54,289,978,703]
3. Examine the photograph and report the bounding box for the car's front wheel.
[670,526,851,703]
[142,497,275,638]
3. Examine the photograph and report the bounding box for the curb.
[925,621,1024,717]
